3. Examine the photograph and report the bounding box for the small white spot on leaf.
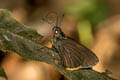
[0,40,2,45]
[3,35,11,41]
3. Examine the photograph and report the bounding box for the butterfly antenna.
[59,14,64,26]
[56,13,59,26]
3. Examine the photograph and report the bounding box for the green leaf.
[0,9,61,68]
[0,9,43,44]
[0,9,115,80]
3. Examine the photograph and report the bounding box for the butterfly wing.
[56,38,99,70]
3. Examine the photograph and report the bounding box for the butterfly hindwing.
[56,38,99,69]
[59,44,83,68]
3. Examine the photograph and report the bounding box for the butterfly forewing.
[55,37,99,69]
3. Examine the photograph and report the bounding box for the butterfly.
[43,12,99,71]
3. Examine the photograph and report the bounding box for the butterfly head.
[52,26,65,38]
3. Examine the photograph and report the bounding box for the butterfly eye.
[54,30,59,34]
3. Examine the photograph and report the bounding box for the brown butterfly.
[44,12,99,70]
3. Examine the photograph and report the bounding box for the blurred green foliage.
[64,0,108,46]
[77,20,93,46]
[0,67,7,79]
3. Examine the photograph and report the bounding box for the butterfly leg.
[51,38,58,52]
